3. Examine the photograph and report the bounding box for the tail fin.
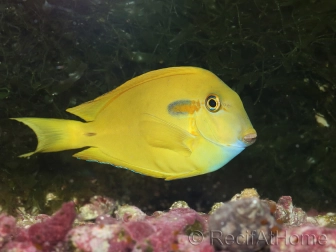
[11,118,86,157]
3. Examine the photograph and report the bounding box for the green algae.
[184,220,204,235]
[315,213,336,228]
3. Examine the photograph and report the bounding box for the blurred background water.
[0,0,335,215]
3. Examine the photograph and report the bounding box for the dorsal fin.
[66,67,202,121]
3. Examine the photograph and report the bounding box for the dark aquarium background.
[0,0,336,215]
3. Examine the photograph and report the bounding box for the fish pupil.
[209,99,217,108]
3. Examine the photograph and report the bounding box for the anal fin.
[74,147,116,165]
[74,147,172,179]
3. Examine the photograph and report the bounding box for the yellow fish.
[12,67,257,180]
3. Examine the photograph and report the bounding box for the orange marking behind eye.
[168,100,200,115]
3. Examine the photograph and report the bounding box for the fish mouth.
[242,133,257,146]
[223,132,257,148]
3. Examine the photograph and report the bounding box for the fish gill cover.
[0,0,335,216]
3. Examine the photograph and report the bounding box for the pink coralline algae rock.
[68,207,209,252]
[0,214,16,249]
[124,221,155,242]
[68,223,132,252]
[1,229,38,252]
[1,202,76,252]
[28,201,76,250]
[269,196,336,252]
[176,234,214,252]
[95,214,118,225]
[275,196,307,226]
[134,208,208,251]
[270,225,336,252]
[2,191,336,252]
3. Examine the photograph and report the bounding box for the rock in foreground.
[0,190,335,252]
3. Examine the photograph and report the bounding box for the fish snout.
[242,132,257,145]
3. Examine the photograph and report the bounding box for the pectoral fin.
[139,113,196,156]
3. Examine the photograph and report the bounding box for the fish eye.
[205,94,221,112]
